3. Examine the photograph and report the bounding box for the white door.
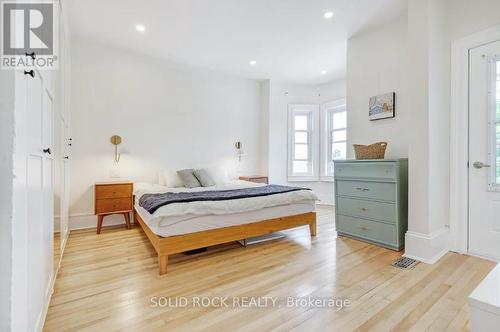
[42,87,54,286]
[469,40,500,260]
[61,120,70,242]
[26,70,54,330]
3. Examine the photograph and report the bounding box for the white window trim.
[287,104,319,181]
[488,55,500,191]
[320,99,347,182]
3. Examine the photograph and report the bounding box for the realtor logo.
[1,0,59,69]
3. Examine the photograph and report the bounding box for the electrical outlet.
[109,169,120,178]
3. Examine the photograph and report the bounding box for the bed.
[133,180,317,275]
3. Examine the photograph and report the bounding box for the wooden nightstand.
[94,181,133,234]
[239,175,269,184]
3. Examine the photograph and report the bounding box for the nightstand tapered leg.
[97,215,104,234]
[124,212,131,229]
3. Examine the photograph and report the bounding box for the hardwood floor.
[44,206,495,331]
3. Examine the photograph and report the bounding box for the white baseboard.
[404,227,449,264]
[70,212,131,231]
[35,267,57,332]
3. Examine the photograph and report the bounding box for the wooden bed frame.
[134,208,317,275]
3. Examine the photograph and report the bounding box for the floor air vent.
[392,257,419,270]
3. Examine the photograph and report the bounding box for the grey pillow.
[193,168,216,187]
[177,169,201,188]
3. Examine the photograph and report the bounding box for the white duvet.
[134,180,318,227]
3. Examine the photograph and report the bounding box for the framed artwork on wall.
[369,92,395,120]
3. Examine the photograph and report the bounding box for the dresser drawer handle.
[359,226,369,231]
[360,207,368,211]
[355,187,370,192]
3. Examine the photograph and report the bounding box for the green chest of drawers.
[334,159,408,250]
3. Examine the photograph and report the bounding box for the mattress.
[135,201,315,237]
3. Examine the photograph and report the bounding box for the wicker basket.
[353,142,387,160]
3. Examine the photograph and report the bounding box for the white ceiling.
[67,0,407,84]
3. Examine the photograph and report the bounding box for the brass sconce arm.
[110,135,122,163]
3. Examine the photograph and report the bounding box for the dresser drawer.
[336,180,396,201]
[334,162,396,180]
[337,197,397,223]
[95,198,132,214]
[336,215,397,247]
[95,184,132,199]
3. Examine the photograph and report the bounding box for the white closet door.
[26,71,54,330]
[26,71,44,330]
[61,119,70,242]
[42,88,54,296]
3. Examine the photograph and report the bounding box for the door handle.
[43,148,51,155]
[24,70,35,78]
[473,161,491,169]
[25,52,36,60]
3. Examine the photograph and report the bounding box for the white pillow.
[204,166,229,184]
[158,170,184,188]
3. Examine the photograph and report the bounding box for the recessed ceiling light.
[321,70,327,75]
[136,25,145,32]
[249,60,257,66]
[323,11,334,19]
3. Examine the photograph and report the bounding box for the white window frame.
[320,99,347,181]
[287,104,319,181]
[488,55,500,191]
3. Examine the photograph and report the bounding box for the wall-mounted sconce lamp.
[110,135,122,163]
[235,141,247,162]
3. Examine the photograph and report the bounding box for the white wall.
[403,0,451,263]
[267,80,346,204]
[259,80,270,175]
[346,17,408,159]
[0,70,14,332]
[69,37,266,228]
[447,0,500,40]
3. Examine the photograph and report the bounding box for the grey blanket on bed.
[139,184,311,214]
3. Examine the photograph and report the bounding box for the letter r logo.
[2,2,53,55]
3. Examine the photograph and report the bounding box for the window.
[287,104,319,181]
[321,100,347,180]
[489,58,500,189]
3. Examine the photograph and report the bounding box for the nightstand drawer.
[239,176,269,184]
[95,184,132,199]
[249,177,268,184]
[95,198,132,214]
[337,197,397,223]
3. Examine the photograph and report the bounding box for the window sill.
[287,176,334,183]
[287,176,318,182]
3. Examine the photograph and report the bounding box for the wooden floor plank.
[44,206,495,331]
